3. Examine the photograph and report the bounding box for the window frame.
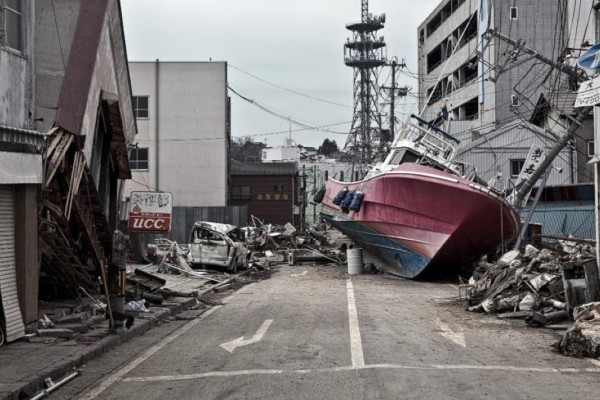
[231,185,251,201]
[2,0,22,52]
[511,94,520,107]
[132,96,149,119]
[510,7,518,20]
[129,147,149,171]
[588,140,595,157]
[510,159,525,178]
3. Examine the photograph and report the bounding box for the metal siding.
[522,203,595,240]
[0,186,25,342]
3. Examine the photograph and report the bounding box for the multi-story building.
[418,0,594,185]
[125,61,230,207]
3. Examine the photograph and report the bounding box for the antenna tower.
[343,0,387,179]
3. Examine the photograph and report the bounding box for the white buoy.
[347,248,363,275]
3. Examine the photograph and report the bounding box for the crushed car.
[187,222,248,272]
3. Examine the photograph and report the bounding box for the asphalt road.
[60,264,599,400]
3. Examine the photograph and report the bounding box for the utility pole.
[485,29,591,207]
[302,164,306,232]
[312,165,317,225]
[381,58,408,141]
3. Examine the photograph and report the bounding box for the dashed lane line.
[347,278,365,367]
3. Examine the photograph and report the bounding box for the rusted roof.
[231,161,298,175]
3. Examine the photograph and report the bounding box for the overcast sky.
[121,0,441,148]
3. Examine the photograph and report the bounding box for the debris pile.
[244,218,345,267]
[558,302,600,357]
[464,238,598,329]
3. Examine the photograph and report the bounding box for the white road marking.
[290,270,308,277]
[75,304,223,399]
[220,319,273,353]
[121,363,600,383]
[589,359,600,367]
[437,320,466,348]
[346,278,365,367]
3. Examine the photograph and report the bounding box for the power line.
[228,85,349,135]
[228,63,352,109]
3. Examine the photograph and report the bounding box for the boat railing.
[399,119,459,163]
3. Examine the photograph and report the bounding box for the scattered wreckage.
[461,236,600,358]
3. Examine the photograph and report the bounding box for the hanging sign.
[574,76,600,108]
[128,191,173,232]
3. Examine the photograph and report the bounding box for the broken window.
[231,185,251,200]
[132,96,149,119]
[129,147,149,170]
[3,0,22,51]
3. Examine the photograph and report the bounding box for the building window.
[129,147,149,170]
[3,0,22,51]
[511,95,521,107]
[510,7,518,20]
[273,184,283,192]
[325,171,329,181]
[231,185,251,200]
[339,171,344,181]
[132,96,149,119]
[510,159,525,178]
[588,140,595,156]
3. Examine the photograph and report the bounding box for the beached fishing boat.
[320,115,520,278]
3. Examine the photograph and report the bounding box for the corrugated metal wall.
[0,186,25,342]
[521,203,595,240]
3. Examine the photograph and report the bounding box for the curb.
[1,297,198,400]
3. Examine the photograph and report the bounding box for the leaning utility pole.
[485,29,591,207]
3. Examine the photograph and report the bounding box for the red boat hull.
[321,164,520,278]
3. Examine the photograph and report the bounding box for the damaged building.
[0,0,135,342]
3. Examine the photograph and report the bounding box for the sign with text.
[128,191,172,232]
[575,76,600,108]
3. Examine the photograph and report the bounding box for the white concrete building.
[125,61,229,207]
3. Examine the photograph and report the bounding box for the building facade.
[0,0,40,342]
[0,0,135,341]
[125,61,230,207]
[230,161,298,226]
[418,0,594,186]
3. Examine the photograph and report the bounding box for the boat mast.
[485,28,591,207]
[343,0,386,180]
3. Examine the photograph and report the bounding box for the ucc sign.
[127,192,173,233]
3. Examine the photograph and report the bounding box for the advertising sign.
[575,76,600,108]
[128,191,172,232]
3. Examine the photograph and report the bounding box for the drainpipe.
[155,59,160,190]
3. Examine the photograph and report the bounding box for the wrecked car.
[187,222,248,272]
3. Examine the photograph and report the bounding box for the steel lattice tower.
[343,0,387,178]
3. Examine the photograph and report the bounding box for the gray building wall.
[0,0,40,326]
[0,0,35,129]
[419,0,593,186]
[125,61,229,207]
